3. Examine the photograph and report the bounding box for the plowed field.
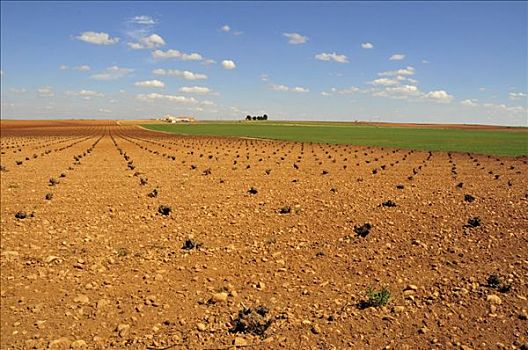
[1,120,527,349]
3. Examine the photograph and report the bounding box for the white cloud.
[422,60,430,64]
[136,93,198,104]
[370,78,399,86]
[152,68,207,81]
[65,89,104,100]
[37,86,54,97]
[91,66,134,80]
[378,66,415,76]
[128,33,165,50]
[152,49,204,61]
[179,86,213,94]
[321,87,360,96]
[389,54,405,61]
[461,99,478,107]
[221,60,236,70]
[509,92,527,100]
[76,31,120,45]
[60,64,91,71]
[220,25,231,32]
[9,88,27,94]
[315,52,348,63]
[283,32,308,45]
[75,65,91,72]
[134,80,165,88]
[424,90,454,103]
[260,74,269,82]
[130,15,156,25]
[98,108,112,113]
[271,84,309,93]
[361,42,374,49]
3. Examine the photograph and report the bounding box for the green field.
[142,122,528,157]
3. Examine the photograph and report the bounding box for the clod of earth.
[45,193,53,200]
[49,178,59,186]
[456,182,464,188]
[147,188,158,198]
[248,187,258,195]
[230,306,272,336]
[354,223,372,237]
[396,184,404,189]
[158,205,172,216]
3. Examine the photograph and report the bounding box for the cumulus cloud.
[260,74,269,82]
[9,88,27,94]
[61,65,91,71]
[91,66,134,80]
[37,86,54,97]
[136,93,198,104]
[283,32,308,45]
[424,90,454,103]
[220,25,231,32]
[389,53,405,61]
[509,92,527,100]
[370,78,399,86]
[460,99,478,107]
[130,15,157,25]
[179,86,214,94]
[128,33,166,50]
[152,68,207,81]
[271,84,309,93]
[134,80,165,88]
[321,87,360,96]
[76,31,120,45]
[65,89,104,100]
[361,42,374,49]
[98,108,112,113]
[221,60,236,70]
[152,49,204,61]
[315,52,348,63]
[378,66,415,77]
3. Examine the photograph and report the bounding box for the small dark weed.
[45,193,53,200]
[248,187,258,195]
[322,170,329,175]
[487,274,512,293]
[359,286,391,309]
[265,168,272,175]
[15,211,28,219]
[182,239,202,250]
[158,205,172,216]
[230,306,272,336]
[396,184,404,189]
[354,223,372,237]
[381,200,397,207]
[117,247,128,257]
[465,217,481,228]
[279,206,291,214]
[456,182,464,188]
[147,188,158,198]
[202,168,212,176]
[464,194,475,202]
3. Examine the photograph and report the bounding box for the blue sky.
[1,1,527,125]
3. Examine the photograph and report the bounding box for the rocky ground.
[1,120,527,349]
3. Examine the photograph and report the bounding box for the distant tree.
[257,116,263,120]
[246,115,252,121]
[263,114,268,120]
[252,116,257,120]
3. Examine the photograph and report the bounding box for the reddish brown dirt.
[1,120,527,350]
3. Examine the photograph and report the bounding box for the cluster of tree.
[245,114,268,121]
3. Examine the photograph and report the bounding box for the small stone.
[234,337,248,346]
[311,325,321,334]
[74,295,90,305]
[405,285,418,291]
[392,306,405,313]
[210,292,228,304]
[45,256,61,264]
[70,339,87,349]
[48,337,71,349]
[97,299,110,309]
[197,323,206,331]
[487,294,502,305]
[257,281,266,290]
[418,326,429,334]
[116,323,130,337]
